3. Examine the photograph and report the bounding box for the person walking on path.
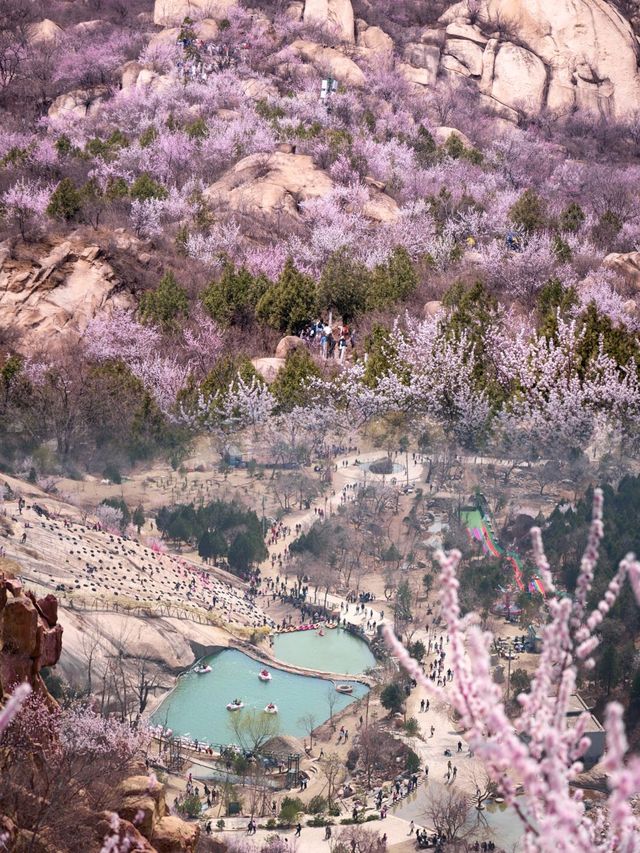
[295,823,302,837]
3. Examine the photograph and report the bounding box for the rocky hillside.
[1,0,640,476]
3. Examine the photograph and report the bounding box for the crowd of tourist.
[300,319,355,363]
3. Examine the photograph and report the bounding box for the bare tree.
[79,623,106,697]
[321,752,345,807]
[326,684,339,731]
[0,0,33,97]
[298,712,318,749]
[423,787,472,840]
[128,656,160,717]
[466,768,499,810]
[530,460,561,495]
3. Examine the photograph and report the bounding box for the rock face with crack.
[398,0,640,120]
[0,240,134,352]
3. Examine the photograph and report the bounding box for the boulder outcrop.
[118,775,167,839]
[289,39,365,86]
[433,126,473,147]
[151,817,200,853]
[48,86,110,121]
[356,22,393,55]
[0,570,199,853]
[204,151,335,221]
[203,151,399,225]
[153,0,236,27]
[303,0,355,43]
[423,300,443,318]
[0,240,134,352]
[28,18,63,44]
[275,335,306,358]
[436,0,640,119]
[252,357,286,382]
[0,566,63,700]
[603,252,640,289]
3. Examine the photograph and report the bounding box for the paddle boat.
[264,702,278,714]
[258,668,272,681]
[336,683,354,694]
[226,699,244,711]
[194,664,212,674]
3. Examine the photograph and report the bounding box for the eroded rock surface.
[0,240,134,352]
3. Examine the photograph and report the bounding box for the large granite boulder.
[204,151,335,220]
[252,357,286,383]
[401,43,440,87]
[151,816,200,852]
[289,39,365,86]
[203,151,398,225]
[153,0,236,26]
[356,22,393,55]
[117,776,167,839]
[275,336,306,358]
[490,42,547,113]
[48,86,109,121]
[603,252,640,289]
[439,0,640,119]
[28,19,63,44]
[303,0,355,43]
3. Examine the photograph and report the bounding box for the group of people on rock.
[300,319,355,363]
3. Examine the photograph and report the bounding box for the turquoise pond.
[272,627,377,675]
[151,648,369,745]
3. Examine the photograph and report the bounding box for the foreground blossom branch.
[385,489,640,852]
[0,683,31,736]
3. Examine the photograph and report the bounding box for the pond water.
[272,628,377,675]
[360,458,404,475]
[151,648,369,746]
[391,783,525,850]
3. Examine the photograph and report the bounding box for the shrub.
[559,202,585,233]
[279,796,304,824]
[366,248,417,310]
[102,463,121,484]
[138,271,189,332]
[509,188,546,233]
[47,178,82,222]
[406,748,421,774]
[130,172,168,202]
[270,348,321,412]
[178,793,202,818]
[256,259,317,334]
[307,817,331,827]
[307,795,327,814]
[380,682,404,714]
[404,717,420,736]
